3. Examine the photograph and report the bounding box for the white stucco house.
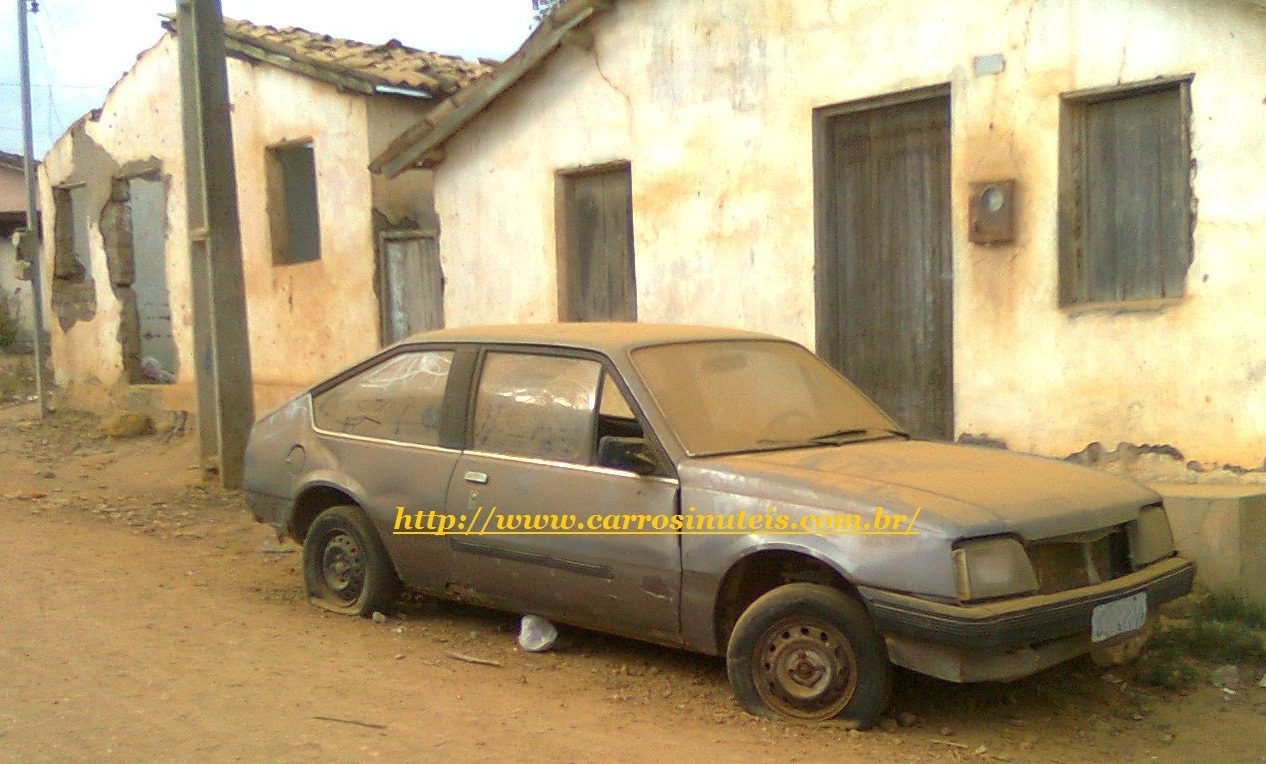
[38,18,491,416]
[373,0,1266,486]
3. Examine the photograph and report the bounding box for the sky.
[0,0,537,156]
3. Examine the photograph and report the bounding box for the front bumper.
[860,555,1194,651]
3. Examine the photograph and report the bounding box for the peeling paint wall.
[38,33,437,415]
[429,0,1266,478]
[231,53,382,393]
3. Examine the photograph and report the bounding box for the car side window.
[472,352,602,464]
[312,350,453,445]
[595,372,654,471]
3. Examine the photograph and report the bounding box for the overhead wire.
[29,0,65,146]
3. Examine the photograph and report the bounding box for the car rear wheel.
[302,505,401,617]
[726,583,891,727]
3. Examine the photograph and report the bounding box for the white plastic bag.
[517,614,558,652]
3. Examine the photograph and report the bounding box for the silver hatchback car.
[243,323,1194,728]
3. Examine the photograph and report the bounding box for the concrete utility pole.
[15,0,49,417]
[176,0,254,489]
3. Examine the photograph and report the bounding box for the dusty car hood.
[681,438,1159,540]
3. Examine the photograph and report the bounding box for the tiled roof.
[161,16,495,99]
[0,150,28,170]
[223,18,495,98]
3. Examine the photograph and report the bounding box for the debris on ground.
[517,614,558,652]
[311,715,387,730]
[371,611,388,624]
[100,411,155,439]
[1209,664,1239,688]
[445,651,503,667]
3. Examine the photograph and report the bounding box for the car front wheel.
[302,505,401,616]
[725,583,892,727]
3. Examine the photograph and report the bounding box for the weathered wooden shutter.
[1064,83,1191,304]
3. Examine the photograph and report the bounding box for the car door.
[309,346,464,594]
[446,349,682,642]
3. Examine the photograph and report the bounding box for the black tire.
[726,583,892,727]
[302,505,402,617]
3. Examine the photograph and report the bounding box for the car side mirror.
[598,436,659,476]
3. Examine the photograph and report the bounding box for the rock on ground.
[100,412,154,439]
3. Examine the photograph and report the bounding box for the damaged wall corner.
[100,176,142,383]
[47,124,121,334]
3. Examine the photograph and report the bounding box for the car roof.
[400,322,782,355]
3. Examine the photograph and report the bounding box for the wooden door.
[379,231,444,344]
[557,163,637,322]
[815,90,953,440]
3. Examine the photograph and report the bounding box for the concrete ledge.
[1152,483,1266,608]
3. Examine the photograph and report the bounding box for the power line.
[28,1,63,143]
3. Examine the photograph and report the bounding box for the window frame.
[1057,75,1194,309]
[266,138,322,266]
[461,344,675,477]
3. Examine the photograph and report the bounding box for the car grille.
[1027,526,1132,594]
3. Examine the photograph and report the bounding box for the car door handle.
[464,470,488,485]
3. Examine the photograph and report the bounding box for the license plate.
[1091,591,1148,643]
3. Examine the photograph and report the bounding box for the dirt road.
[0,403,1264,763]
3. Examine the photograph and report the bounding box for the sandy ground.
[0,386,1264,761]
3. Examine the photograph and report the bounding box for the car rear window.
[312,350,453,445]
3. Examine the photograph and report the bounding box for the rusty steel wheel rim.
[752,616,858,720]
[320,532,365,604]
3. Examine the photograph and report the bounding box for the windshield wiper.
[809,427,908,441]
[755,428,908,449]
[805,428,868,441]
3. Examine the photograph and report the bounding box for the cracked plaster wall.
[37,32,435,415]
[431,0,1266,475]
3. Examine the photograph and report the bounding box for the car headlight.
[1130,505,1175,568]
[952,536,1038,601]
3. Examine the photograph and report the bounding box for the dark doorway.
[129,175,177,381]
[814,87,953,440]
[556,162,637,322]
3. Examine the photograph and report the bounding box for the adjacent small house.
[39,18,491,415]
[0,151,37,351]
[372,0,1266,483]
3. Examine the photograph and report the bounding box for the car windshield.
[631,340,901,456]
